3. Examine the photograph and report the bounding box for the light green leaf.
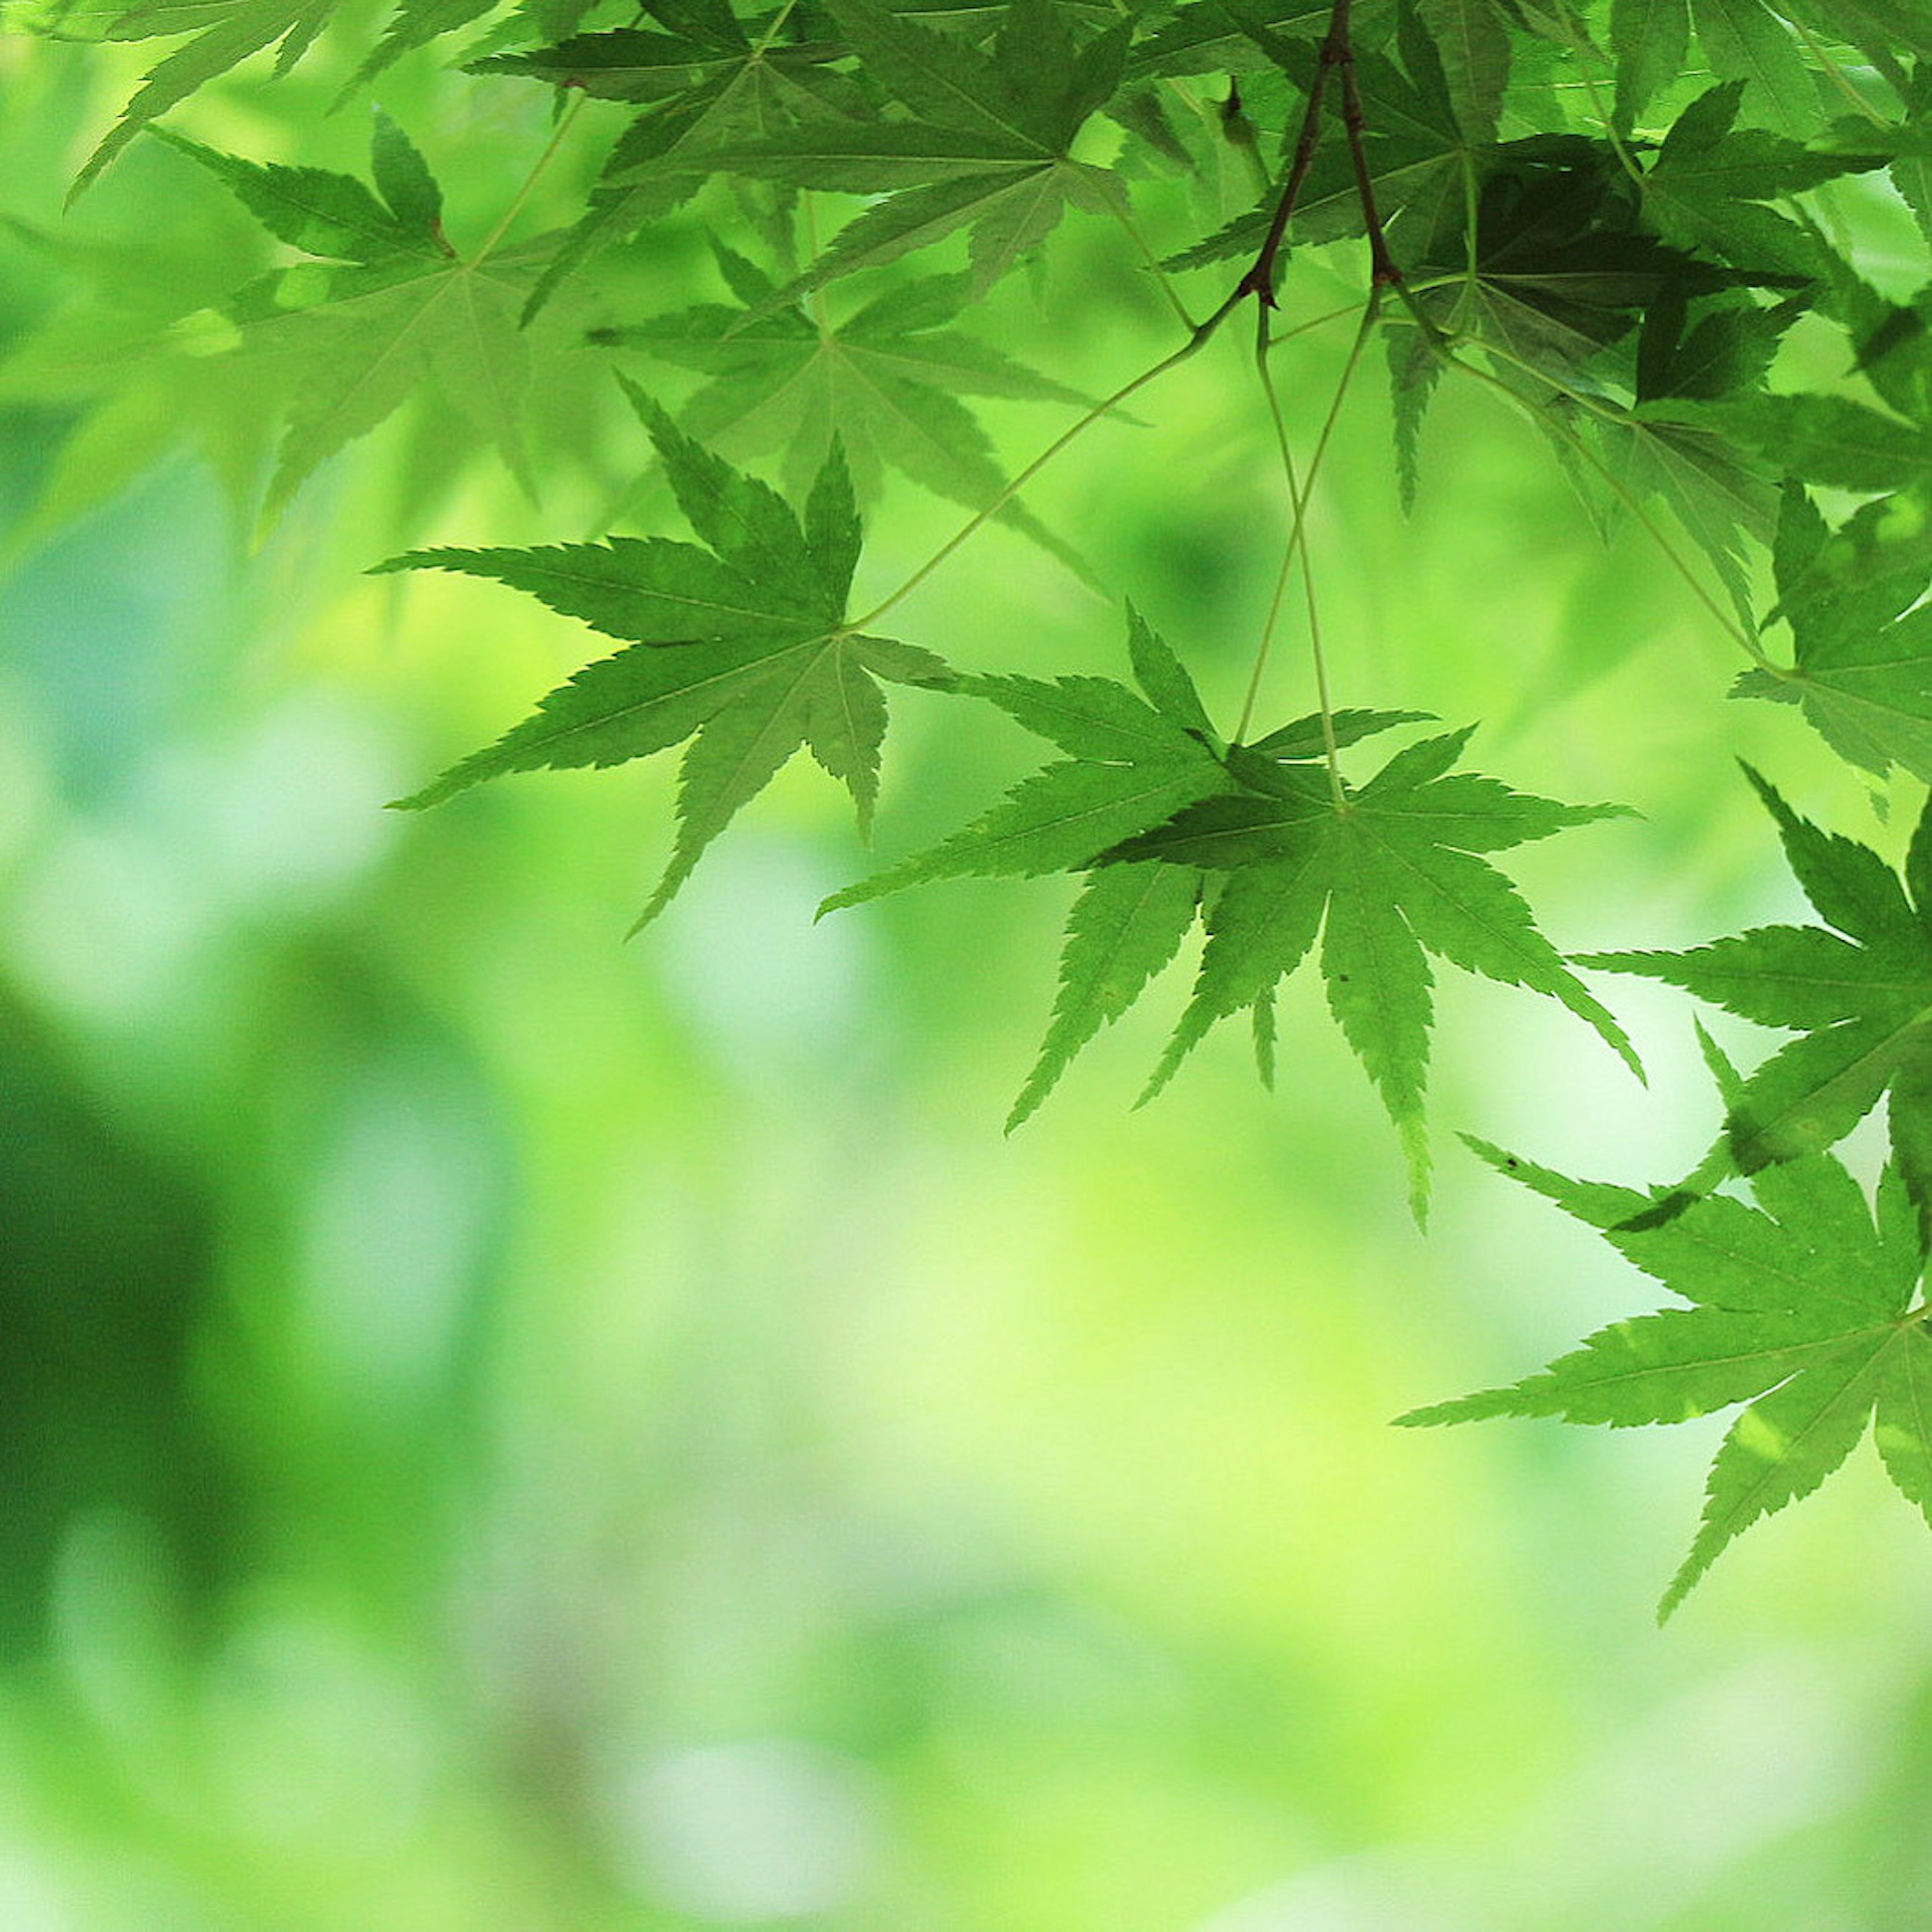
[376,432,940,927]
[342,0,504,96]
[1660,1328,1889,1617]
[601,265,1094,573]
[1611,0,1690,129]
[1693,0,1821,135]
[152,129,434,262]
[1008,861,1203,1129]
[1126,727,1637,1215]
[75,0,332,195]
[1405,1134,1930,1616]
[370,107,445,243]
[1583,770,1932,1180]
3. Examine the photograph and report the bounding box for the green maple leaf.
[1634,288,1801,405]
[1692,0,1820,137]
[1166,37,1464,269]
[1583,768,1932,1204]
[595,250,1093,570]
[1588,399,1779,630]
[1640,83,1884,278]
[1709,391,1928,495]
[821,608,1238,911]
[1414,145,1777,381]
[156,113,540,518]
[491,18,860,318]
[1782,0,1932,72]
[1735,484,1932,783]
[1396,127,1814,615]
[1414,0,1512,143]
[73,0,334,196]
[376,387,950,929]
[1611,0,1689,131]
[704,0,1132,297]
[468,21,748,100]
[1118,720,1642,1219]
[1130,0,1353,78]
[1401,1136,1932,1620]
[339,0,509,98]
[826,613,1636,1216]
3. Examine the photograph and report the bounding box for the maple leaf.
[1401,1136,1932,1620]
[484,13,860,318]
[1782,0,1932,73]
[1734,484,1932,784]
[826,613,1637,1216]
[820,608,1238,911]
[594,249,1093,570]
[1411,143,1770,381]
[1639,83,1886,279]
[1588,399,1779,629]
[1166,35,1464,269]
[1414,0,1511,143]
[1583,769,1932,1208]
[1130,0,1349,78]
[339,0,508,98]
[376,388,951,929]
[1394,123,1818,612]
[1611,0,1690,131]
[702,0,1132,298]
[155,112,539,518]
[1691,0,1820,137]
[1117,721,1642,1219]
[73,0,334,196]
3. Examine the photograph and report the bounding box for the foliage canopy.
[11,0,1932,1615]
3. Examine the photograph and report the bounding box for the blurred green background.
[0,22,1929,1929]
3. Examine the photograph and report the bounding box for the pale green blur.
[0,31,1925,1932]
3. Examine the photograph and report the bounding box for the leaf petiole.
[475,93,588,266]
[1432,338,1774,668]
[847,292,1252,633]
[1235,296,1380,805]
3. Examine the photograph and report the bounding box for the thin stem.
[1234,297,1379,783]
[1785,13,1892,118]
[1264,295,1390,350]
[1458,146,1481,288]
[848,294,1248,633]
[1236,0,1347,304]
[1110,200,1199,332]
[1240,308,1347,806]
[476,93,587,265]
[1439,343,1771,667]
[1333,5,1401,288]
[1236,307,1305,744]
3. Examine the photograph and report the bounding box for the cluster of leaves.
[1409,783,1932,1617]
[824,612,1639,1220]
[11,0,1932,1611]
[1403,1112,1932,1623]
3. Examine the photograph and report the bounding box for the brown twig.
[1234,0,1402,303]
[1334,15,1402,287]
[1234,0,1343,304]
